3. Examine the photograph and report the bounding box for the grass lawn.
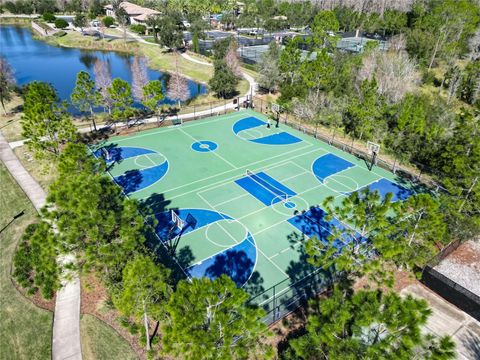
[80,314,138,360]
[0,95,23,143]
[45,32,214,83]
[0,163,53,360]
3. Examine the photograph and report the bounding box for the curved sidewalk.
[0,133,82,360]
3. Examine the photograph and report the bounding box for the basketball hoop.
[271,103,281,114]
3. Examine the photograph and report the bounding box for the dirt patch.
[447,240,480,266]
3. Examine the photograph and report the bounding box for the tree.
[344,78,385,142]
[0,56,16,115]
[73,12,87,30]
[102,15,114,28]
[311,10,340,49]
[389,194,446,271]
[89,0,103,18]
[142,80,164,117]
[45,143,146,284]
[71,71,101,130]
[305,188,395,286]
[54,18,69,29]
[114,255,171,352]
[224,39,242,78]
[209,60,238,99]
[131,55,149,102]
[167,62,190,106]
[21,82,77,159]
[13,222,60,299]
[283,287,455,360]
[256,41,282,93]
[162,275,273,360]
[358,49,420,104]
[93,59,113,113]
[156,11,183,50]
[112,0,129,43]
[107,78,134,121]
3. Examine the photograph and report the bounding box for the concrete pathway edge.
[0,133,82,360]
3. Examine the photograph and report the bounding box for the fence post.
[193,104,196,119]
[272,284,276,323]
[210,102,212,117]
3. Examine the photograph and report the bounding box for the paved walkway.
[401,283,480,359]
[0,133,82,360]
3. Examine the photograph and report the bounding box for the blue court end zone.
[233,116,302,145]
[235,171,297,206]
[288,206,362,249]
[312,153,355,182]
[356,178,414,202]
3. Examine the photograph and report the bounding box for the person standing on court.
[267,118,271,128]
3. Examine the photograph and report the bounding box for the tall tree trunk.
[143,301,151,351]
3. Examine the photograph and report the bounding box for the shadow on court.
[205,249,256,287]
[139,193,192,283]
[115,169,143,194]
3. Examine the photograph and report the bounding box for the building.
[104,1,160,25]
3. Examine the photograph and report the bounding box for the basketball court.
[92,109,416,312]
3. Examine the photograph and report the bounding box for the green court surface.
[94,109,416,312]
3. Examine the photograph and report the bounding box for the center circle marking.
[191,140,218,152]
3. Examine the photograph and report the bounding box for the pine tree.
[162,275,273,360]
[283,287,455,360]
[107,78,134,122]
[21,82,77,159]
[142,80,164,117]
[13,222,60,299]
[71,71,101,131]
[114,255,171,352]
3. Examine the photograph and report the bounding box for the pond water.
[0,25,207,111]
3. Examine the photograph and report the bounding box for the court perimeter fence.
[251,96,447,194]
[247,267,337,325]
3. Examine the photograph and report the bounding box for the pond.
[0,25,208,112]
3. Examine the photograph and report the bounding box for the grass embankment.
[0,95,23,143]
[43,31,214,83]
[80,314,138,360]
[0,163,52,360]
[0,17,33,25]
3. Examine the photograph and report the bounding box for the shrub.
[42,12,56,22]
[54,18,68,29]
[54,30,67,37]
[130,24,146,34]
[102,16,114,28]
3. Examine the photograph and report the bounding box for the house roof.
[104,1,160,17]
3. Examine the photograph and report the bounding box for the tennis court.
[92,109,415,313]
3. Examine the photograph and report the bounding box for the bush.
[130,24,146,34]
[102,16,114,28]
[42,12,56,22]
[54,30,67,37]
[54,18,68,29]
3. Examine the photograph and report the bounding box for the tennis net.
[246,169,289,203]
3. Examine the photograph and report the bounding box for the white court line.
[159,143,316,197]
[165,147,321,202]
[144,154,157,166]
[197,191,289,278]
[179,127,238,169]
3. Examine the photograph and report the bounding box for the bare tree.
[93,59,113,113]
[469,29,480,61]
[112,0,129,44]
[389,34,406,53]
[131,55,149,102]
[225,40,242,78]
[359,49,420,104]
[0,56,16,115]
[447,67,461,104]
[167,57,190,107]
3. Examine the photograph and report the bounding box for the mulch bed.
[80,273,147,359]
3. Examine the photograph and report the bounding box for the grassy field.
[80,314,138,360]
[43,31,214,83]
[0,95,23,143]
[0,163,53,360]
